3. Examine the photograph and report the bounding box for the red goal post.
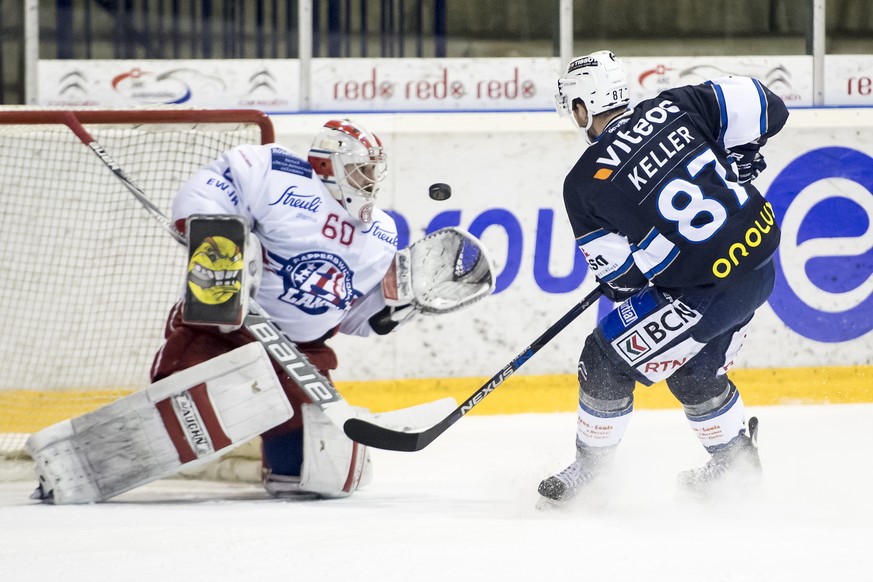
[0,108,274,480]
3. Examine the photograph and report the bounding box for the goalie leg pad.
[26,342,291,504]
[295,397,459,497]
[295,397,460,497]
[297,403,369,498]
[262,397,456,499]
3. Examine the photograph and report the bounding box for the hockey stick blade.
[344,287,603,452]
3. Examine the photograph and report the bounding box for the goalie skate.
[678,416,762,495]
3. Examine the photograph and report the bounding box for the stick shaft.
[344,287,603,451]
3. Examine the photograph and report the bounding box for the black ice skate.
[537,445,613,504]
[678,416,762,494]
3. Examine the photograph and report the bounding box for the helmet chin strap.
[583,123,597,145]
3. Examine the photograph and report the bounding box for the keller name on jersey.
[269,250,358,315]
[594,99,696,192]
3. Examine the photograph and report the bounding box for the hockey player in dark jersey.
[538,50,789,503]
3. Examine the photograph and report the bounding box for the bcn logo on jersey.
[270,250,357,315]
[612,299,701,364]
[620,332,651,360]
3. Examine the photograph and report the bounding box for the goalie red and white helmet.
[308,119,387,225]
[555,50,630,131]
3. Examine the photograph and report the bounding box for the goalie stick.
[59,111,362,433]
[343,286,604,452]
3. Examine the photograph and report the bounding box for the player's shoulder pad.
[569,145,620,192]
[223,142,275,178]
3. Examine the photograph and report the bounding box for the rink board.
[2,365,871,434]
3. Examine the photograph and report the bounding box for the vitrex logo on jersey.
[595,100,682,169]
[612,300,701,364]
[270,251,357,314]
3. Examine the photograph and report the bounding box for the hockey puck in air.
[428,183,452,201]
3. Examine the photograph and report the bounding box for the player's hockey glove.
[729,141,767,184]
[598,278,645,303]
[368,304,417,335]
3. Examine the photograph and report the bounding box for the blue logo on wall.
[767,147,873,342]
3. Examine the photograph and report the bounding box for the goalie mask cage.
[0,109,274,481]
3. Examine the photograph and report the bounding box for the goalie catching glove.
[370,227,496,333]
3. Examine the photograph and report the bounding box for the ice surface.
[2,404,871,582]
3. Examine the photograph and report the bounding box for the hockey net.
[0,108,274,482]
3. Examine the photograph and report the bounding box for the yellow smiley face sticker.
[187,236,244,304]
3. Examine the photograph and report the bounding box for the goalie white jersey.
[173,143,398,342]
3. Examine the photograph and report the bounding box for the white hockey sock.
[575,399,633,449]
[685,388,748,452]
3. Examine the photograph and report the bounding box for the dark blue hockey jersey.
[563,76,789,293]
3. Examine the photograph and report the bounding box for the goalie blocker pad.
[25,343,291,504]
[183,214,254,329]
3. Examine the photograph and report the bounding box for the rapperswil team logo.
[767,147,873,342]
[187,236,244,305]
[269,250,357,314]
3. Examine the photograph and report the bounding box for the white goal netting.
[0,109,274,480]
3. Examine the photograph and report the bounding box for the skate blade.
[535,495,565,511]
[677,470,763,501]
[535,489,609,512]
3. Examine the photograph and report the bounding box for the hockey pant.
[574,259,775,452]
